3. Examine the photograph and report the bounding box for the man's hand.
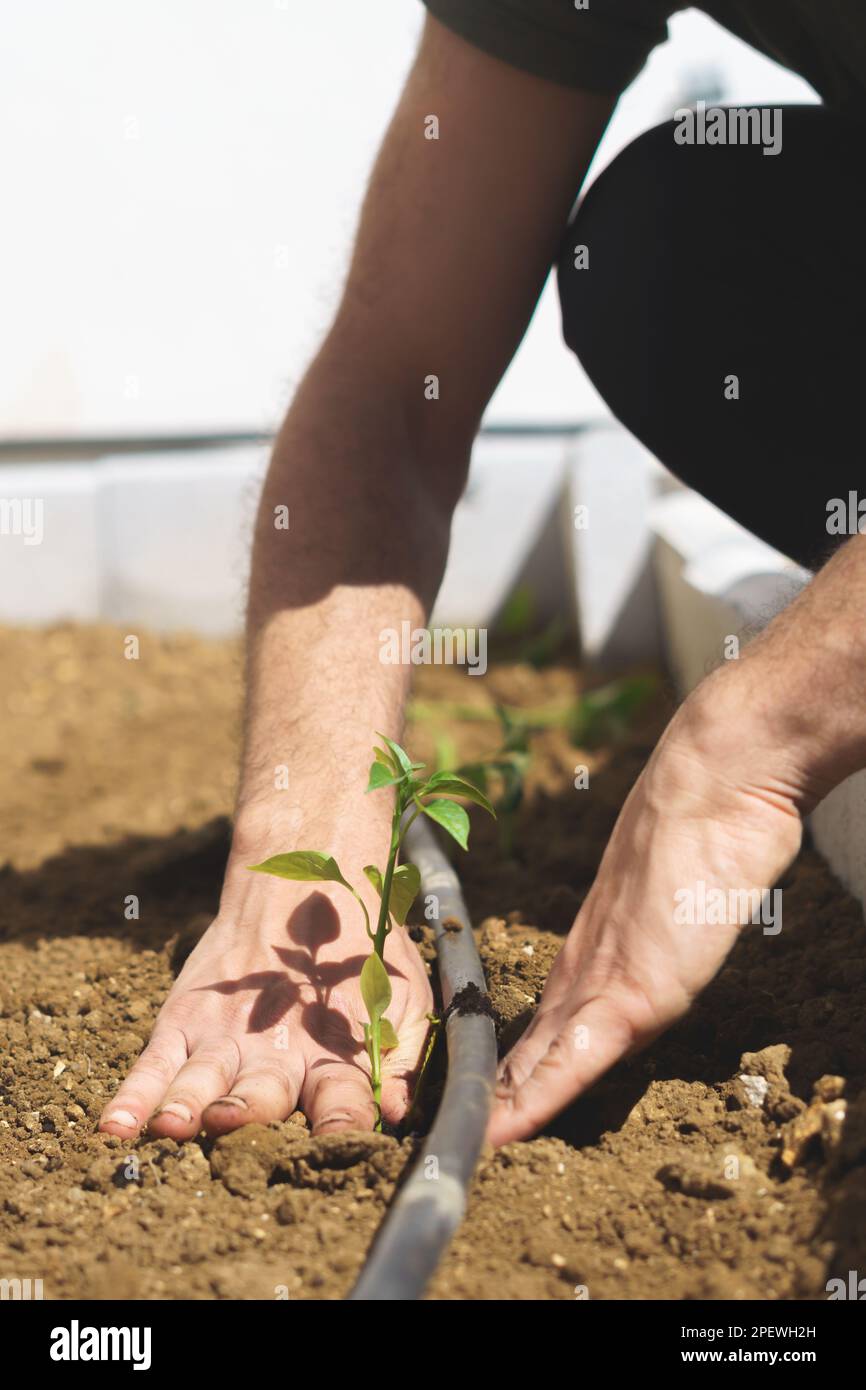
[100,829,433,1139]
[490,534,866,1145]
[488,668,804,1143]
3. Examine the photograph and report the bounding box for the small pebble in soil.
[739,1073,769,1108]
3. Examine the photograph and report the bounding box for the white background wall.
[1,2,816,440]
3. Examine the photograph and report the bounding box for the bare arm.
[236,16,615,855]
[100,17,616,1142]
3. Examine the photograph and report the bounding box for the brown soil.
[1,624,865,1301]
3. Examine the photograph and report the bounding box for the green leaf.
[366,760,403,793]
[419,771,496,818]
[363,864,384,897]
[379,1018,399,1050]
[419,797,470,851]
[360,951,392,1023]
[375,732,416,778]
[372,743,397,771]
[568,675,657,748]
[389,863,420,924]
[363,862,420,925]
[249,851,351,889]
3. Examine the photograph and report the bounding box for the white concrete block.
[0,436,572,637]
[97,450,267,636]
[564,424,674,669]
[650,491,807,695]
[431,435,569,629]
[810,770,866,909]
[811,777,854,898]
[0,463,102,624]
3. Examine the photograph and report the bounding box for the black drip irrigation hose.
[347,815,497,1301]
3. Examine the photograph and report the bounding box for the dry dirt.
[1,623,865,1300]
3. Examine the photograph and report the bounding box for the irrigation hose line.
[347,815,498,1301]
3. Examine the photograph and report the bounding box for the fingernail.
[154,1102,193,1124]
[103,1109,138,1129]
[209,1095,247,1110]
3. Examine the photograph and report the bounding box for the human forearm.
[233,344,466,864]
[228,13,613,861]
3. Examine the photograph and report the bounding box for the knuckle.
[191,1035,242,1074]
[133,1046,179,1085]
[310,1071,370,1110]
[235,1065,296,1102]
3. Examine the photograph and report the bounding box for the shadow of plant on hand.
[196,890,406,1066]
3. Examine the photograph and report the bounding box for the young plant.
[409,673,657,749]
[248,734,494,1128]
[458,705,531,858]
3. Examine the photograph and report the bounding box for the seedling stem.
[248,735,494,1128]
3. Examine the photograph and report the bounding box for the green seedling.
[422,675,657,857]
[497,583,568,669]
[409,672,657,748]
[459,705,531,858]
[565,673,657,748]
[248,734,494,1129]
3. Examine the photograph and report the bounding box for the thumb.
[486,997,638,1146]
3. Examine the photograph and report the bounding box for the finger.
[99,1028,189,1137]
[380,1076,411,1124]
[202,1059,302,1136]
[495,1006,562,1093]
[380,1014,431,1124]
[148,1036,241,1139]
[303,1062,377,1136]
[487,997,637,1147]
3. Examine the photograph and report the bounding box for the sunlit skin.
[101,16,866,1145]
[245,742,492,1129]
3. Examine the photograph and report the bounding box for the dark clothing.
[557,105,866,569]
[423,0,866,113]
[419,6,866,567]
